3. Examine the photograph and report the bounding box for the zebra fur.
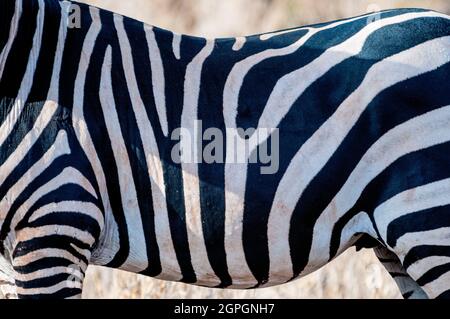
[0,0,450,298]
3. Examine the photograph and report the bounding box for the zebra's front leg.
[374,246,428,299]
[10,200,104,299]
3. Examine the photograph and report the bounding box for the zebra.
[0,0,449,299]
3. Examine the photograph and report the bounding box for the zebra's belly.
[134,176,325,289]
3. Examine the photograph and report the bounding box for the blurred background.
[79,0,450,38]
[54,0,450,299]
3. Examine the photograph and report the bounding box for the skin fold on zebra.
[0,0,449,299]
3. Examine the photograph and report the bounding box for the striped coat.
[0,0,449,298]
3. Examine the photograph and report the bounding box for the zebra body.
[0,0,450,298]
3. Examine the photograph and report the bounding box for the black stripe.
[416,262,450,286]
[0,129,66,253]
[197,40,237,287]
[404,246,450,269]
[0,0,39,101]
[436,289,450,299]
[387,205,450,248]
[236,9,408,132]
[27,0,61,103]
[0,0,16,52]
[330,140,450,258]
[23,211,101,239]
[154,29,208,284]
[13,257,74,274]
[290,17,450,278]
[162,163,197,283]
[15,272,81,289]
[81,10,130,268]
[377,258,397,263]
[239,10,410,286]
[13,235,90,263]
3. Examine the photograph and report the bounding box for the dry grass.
[80,0,450,37]
[83,248,401,299]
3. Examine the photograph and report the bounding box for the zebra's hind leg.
[374,246,428,299]
[10,194,104,299]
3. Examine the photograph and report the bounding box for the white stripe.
[338,211,375,254]
[181,40,219,286]
[0,255,14,278]
[381,261,405,274]
[408,256,450,279]
[72,7,119,266]
[232,37,246,51]
[408,289,429,299]
[0,104,62,186]
[268,36,450,282]
[17,225,96,246]
[374,178,450,243]
[224,11,425,130]
[0,0,46,147]
[260,29,300,41]
[397,228,450,260]
[99,46,148,273]
[0,0,22,81]
[114,16,182,280]
[0,283,16,297]
[47,1,69,101]
[308,102,450,273]
[28,201,104,230]
[259,11,391,41]
[16,281,82,296]
[144,25,169,136]
[13,248,88,268]
[10,167,96,234]
[172,33,182,59]
[223,158,256,287]
[0,1,69,196]
[422,269,450,298]
[222,11,443,287]
[257,11,449,136]
[393,276,424,297]
[15,266,84,282]
[0,130,70,223]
